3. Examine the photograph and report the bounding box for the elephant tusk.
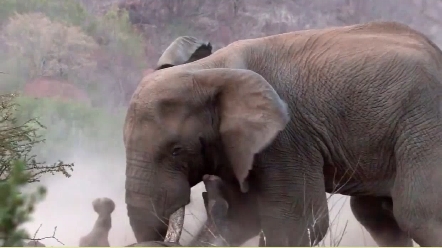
[164,207,185,243]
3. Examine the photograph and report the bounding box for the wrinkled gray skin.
[124,21,442,247]
[79,197,116,247]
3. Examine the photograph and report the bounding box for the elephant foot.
[350,196,413,247]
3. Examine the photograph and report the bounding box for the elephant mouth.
[164,207,185,243]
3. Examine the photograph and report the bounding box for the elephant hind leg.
[350,196,413,247]
[392,146,442,246]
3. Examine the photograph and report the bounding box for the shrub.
[1,12,98,85]
[85,6,146,108]
[0,94,74,183]
[0,1,146,108]
[0,93,73,246]
[94,6,146,66]
[0,0,89,27]
[0,160,47,247]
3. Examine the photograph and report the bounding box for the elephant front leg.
[255,167,329,246]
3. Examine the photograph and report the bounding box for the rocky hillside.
[4,1,442,110]
[78,0,442,69]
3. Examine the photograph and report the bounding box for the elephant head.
[124,35,289,243]
[79,197,116,247]
[155,36,212,70]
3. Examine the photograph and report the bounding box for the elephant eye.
[171,146,183,157]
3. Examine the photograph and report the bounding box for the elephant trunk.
[125,208,184,247]
[126,202,165,242]
[125,155,164,242]
[126,154,185,244]
[126,204,185,243]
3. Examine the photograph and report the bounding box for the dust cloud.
[22,151,376,247]
[23,154,134,246]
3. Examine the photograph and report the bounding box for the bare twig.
[32,224,42,239]
[25,225,65,246]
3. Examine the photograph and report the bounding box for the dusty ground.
[24,154,378,247]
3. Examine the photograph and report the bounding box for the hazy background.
[1,0,441,246]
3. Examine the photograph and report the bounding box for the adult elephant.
[124,21,442,247]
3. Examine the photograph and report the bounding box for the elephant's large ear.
[193,69,290,193]
[156,36,212,70]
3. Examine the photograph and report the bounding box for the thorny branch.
[0,93,74,183]
[25,224,65,245]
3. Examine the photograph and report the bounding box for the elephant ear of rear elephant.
[156,36,212,70]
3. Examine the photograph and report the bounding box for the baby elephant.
[79,197,115,247]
